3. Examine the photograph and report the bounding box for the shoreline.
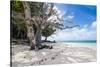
[44,42,96,50]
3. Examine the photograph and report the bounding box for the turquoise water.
[57,40,96,46]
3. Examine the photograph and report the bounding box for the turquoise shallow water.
[57,40,96,46]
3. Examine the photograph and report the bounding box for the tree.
[11,1,27,39]
[11,1,79,50]
[11,1,56,50]
[42,25,56,41]
[23,2,63,50]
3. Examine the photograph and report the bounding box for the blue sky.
[55,3,96,28]
[42,3,97,41]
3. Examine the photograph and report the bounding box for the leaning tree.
[11,1,60,50]
[11,1,79,50]
[23,2,65,50]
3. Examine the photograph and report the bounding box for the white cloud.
[90,21,96,30]
[53,6,66,16]
[47,6,66,24]
[47,5,75,24]
[44,5,96,41]
[53,6,61,14]
[63,15,74,23]
[67,15,74,20]
[46,21,96,41]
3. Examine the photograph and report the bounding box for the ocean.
[57,40,96,46]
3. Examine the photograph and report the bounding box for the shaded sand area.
[11,43,96,67]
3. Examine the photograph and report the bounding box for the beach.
[11,42,96,67]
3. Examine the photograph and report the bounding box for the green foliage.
[42,25,56,38]
[11,1,27,39]
[11,15,27,39]
[29,2,44,16]
[11,1,61,40]
[11,1,24,13]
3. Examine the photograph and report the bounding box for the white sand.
[11,43,96,67]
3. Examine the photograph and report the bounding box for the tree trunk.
[45,37,47,41]
[22,2,42,50]
[35,28,42,49]
[22,2,36,50]
[29,27,42,50]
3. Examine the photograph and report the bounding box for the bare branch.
[60,25,80,30]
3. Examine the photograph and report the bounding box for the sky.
[42,3,97,41]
